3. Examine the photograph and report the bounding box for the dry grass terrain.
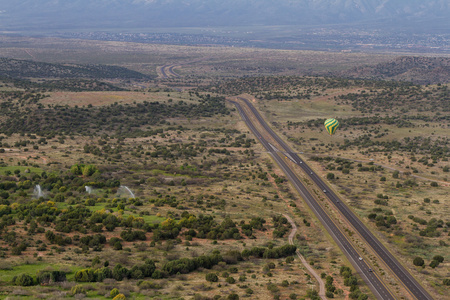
[250,83,449,298]
[0,89,365,299]
[0,37,448,299]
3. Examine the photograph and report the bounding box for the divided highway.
[160,64,180,78]
[232,97,433,300]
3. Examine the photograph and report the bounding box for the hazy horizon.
[0,0,449,53]
[0,0,448,32]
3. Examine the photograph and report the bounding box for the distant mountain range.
[0,0,448,32]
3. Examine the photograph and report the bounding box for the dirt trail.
[284,214,327,300]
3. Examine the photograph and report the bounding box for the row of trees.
[12,245,297,286]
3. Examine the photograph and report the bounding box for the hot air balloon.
[324,118,339,135]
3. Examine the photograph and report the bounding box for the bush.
[85,199,96,206]
[37,270,66,284]
[413,257,424,267]
[432,255,444,263]
[120,229,146,241]
[71,285,86,296]
[206,273,218,282]
[429,260,439,268]
[267,283,280,293]
[443,279,450,286]
[138,280,163,290]
[110,288,120,298]
[74,268,96,282]
[113,264,130,281]
[13,274,35,286]
[113,294,127,300]
[226,276,236,284]
[326,291,334,298]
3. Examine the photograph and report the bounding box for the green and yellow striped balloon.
[324,118,339,135]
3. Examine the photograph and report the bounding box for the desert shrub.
[94,267,113,282]
[138,280,163,290]
[326,291,334,298]
[71,284,86,296]
[286,256,294,263]
[432,255,444,263]
[110,288,120,298]
[226,276,236,284]
[267,282,280,294]
[206,273,218,282]
[429,260,439,268]
[12,274,35,286]
[113,264,130,281]
[74,268,96,282]
[37,270,66,284]
[413,257,424,267]
[120,229,146,241]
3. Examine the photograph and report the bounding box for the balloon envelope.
[324,118,339,135]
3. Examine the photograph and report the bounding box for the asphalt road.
[232,98,434,300]
[160,64,180,78]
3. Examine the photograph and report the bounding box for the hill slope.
[0,58,151,80]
